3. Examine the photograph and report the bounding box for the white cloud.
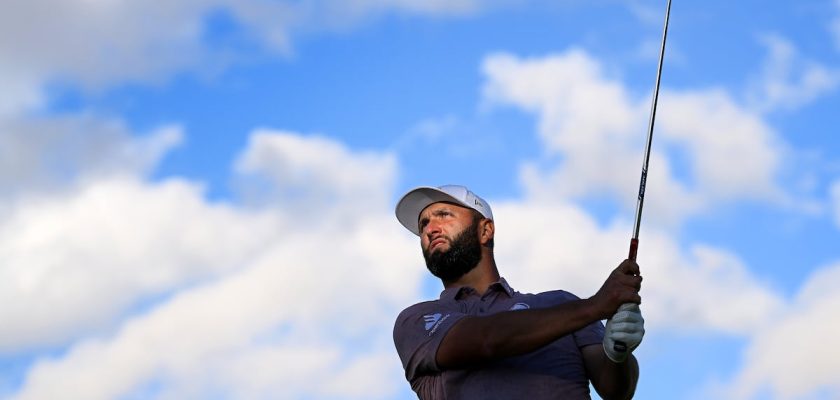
[657,89,786,202]
[482,49,643,151]
[1,0,215,90]
[481,50,788,226]
[481,50,649,204]
[492,200,784,336]
[0,116,181,198]
[11,226,417,399]
[0,9,833,396]
[746,34,840,113]
[722,261,840,400]
[0,71,43,118]
[0,0,485,101]
[303,0,480,24]
[233,129,398,224]
[0,176,278,351]
[0,0,291,113]
[375,0,479,15]
[0,124,804,399]
[4,130,422,399]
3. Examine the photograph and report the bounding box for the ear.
[479,219,495,246]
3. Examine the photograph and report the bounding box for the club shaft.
[615,0,672,355]
[631,0,671,251]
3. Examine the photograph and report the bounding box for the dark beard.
[423,220,482,283]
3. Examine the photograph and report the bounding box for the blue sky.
[2,1,840,399]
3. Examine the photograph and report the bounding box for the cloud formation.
[0,117,181,198]
[481,50,787,227]
[0,174,279,352]
[746,34,840,113]
[723,261,840,399]
[2,0,224,91]
[492,196,783,337]
[2,2,838,399]
[5,129,421,399]
[233,130,397,221]
[3,123,791,399]
[0,0,481,100]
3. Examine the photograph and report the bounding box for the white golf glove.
[603,303,645,363]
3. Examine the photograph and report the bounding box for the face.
[418,203,484,282]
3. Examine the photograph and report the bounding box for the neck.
[442,251,499,295]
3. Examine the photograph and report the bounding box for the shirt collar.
[439,277,515,301]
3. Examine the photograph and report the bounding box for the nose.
[423,218,441,237]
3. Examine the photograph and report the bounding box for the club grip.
[628,238,639,262]
[615,232,638,354]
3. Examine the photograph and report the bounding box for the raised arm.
[436,259,642,369]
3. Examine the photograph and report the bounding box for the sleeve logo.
[423,313,450,336]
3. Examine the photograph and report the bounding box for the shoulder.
[392,299,466,378]
[395,300,445,323]
[538,289,581,301]
[515,289,581,307]
[393,299,458,339]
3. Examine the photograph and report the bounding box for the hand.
[590,259,642,319]
[603,303,645,363]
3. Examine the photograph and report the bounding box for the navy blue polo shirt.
[393,278,605,400]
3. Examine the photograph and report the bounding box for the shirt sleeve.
[537,290,606,348]
[393,301,466,381]
[573,318,606,348]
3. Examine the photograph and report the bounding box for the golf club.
[613,0,672,353]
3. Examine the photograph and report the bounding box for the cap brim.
[395,187,467,236]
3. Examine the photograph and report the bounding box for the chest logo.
[510,302,530,311]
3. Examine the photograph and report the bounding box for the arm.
[436,259,642,369]
[437,297,600,368]
[584,303,645,399]
[583,345,639,400]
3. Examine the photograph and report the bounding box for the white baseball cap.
[395,185,493,236]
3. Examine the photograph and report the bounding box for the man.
[393,185,645,400]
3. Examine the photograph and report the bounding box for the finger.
[626,294,642,305]
[612,311,644,324]
[609,321,644,334]
[618,303,641,313]
[618,274,643,290]
[608,331,643,344]
[619,259,640,275]
[609,317,643,329]
[610,326,645,340]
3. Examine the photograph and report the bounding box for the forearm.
[588,346,639,400]
[437,298,600,368]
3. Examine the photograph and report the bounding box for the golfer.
[393,185,645,400]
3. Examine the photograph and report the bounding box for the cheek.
[420,234,436,250]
